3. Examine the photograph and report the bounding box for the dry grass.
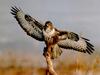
[0,61,99,75]
[0,51,99,75]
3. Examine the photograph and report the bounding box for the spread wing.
[11,6,44,41]
[57,30,95,54]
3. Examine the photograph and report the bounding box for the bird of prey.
[11,6,94,59]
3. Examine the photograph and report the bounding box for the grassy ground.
[0,62,99,75]
[0,58,99,75]
[0,51,99,75]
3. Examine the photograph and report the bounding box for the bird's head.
[43,21,56,37]
[44,21,54,33]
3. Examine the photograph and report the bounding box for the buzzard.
[11,6,94,59]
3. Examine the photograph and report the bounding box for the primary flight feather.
[11,6,95,59]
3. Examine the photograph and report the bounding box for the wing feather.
[57,31,95,54]
[11,6,44,41]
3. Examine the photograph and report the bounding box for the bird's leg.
[43,45,54,59]
[43,44,51,56]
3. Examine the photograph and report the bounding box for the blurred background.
[0,0,100,75]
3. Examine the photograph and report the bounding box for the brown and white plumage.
[43,21,94,55]
[11,6,95,59]
[11,6,44,41]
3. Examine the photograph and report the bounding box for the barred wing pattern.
[11,6,94,55]
[58,31,94,54]
[11,7,44,41]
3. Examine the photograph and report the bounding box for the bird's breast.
[43,28,59,46]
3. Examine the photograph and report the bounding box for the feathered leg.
[43,44,62,59]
